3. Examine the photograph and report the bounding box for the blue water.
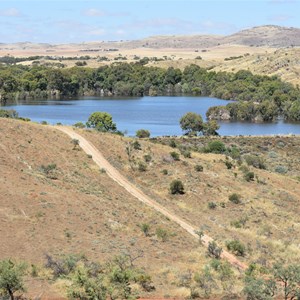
[4,96,300,136]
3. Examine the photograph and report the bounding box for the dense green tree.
[180,112,204,136]
[86,112,117,132]
[136,129,150,138]
[0,259,27,300]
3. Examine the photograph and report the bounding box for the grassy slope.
[0,119,201,298]
[81,130,300,268]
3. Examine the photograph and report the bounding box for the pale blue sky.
[0,0,299,43]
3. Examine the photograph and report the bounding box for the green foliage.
[228,193,241,204]
[137,161,147,172]
[140,223,150,237]
[86,111,117,132]
[170,151,180,161]
[203,120,220,136]
[204,140,226,154]
[180,112,204,136]
[195,164,204,172]
[143,154,152,162]
[169,139,177,148]
[208,202,217,209]
[132,140,141,150]
[136,129,150,138]
[155,227,169,242]
[0,63,299,122]
[170,179,185,194]
[207,241,222,259]
[73,122,85,128]
[225,160,233,169]
[244,155,266,169]
[244,171,255,182]
[162,169,168,175]
[226,240,246,256]
[194,266,217,297]
[0,109,19,119]
[243,276,276,300]
[275,165,288,174]
[0,259,27,300]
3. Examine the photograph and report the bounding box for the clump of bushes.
[170,179,185,194]
[208,202,217,209]
[136,129,150,138]
[244,171,255,182]
[170,151,180,161]
[207,241,222,259]
[138,161,147,172]
[73,122,85,128]
[228,193,241,204]
[195,164,204,172]
[226,240,246,256]
[204,140,226,154]
[244,155,266,169]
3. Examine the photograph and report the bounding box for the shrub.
[208,202,217,209]
[228,193,241,204]
[244,171,255,182]
[182,150,192,158]
[140,223,150,236]
[205,140,226,154]
[136,129,150,138]
[73,122,85,128]
[244,155,266,169]
[156,227,169,242]
[275,165,288,174]
[0,109,19,119]
[170,151,180,161]
[226,240,246,256]
[132,140,141,150]
[162,169,168,175]
[41,120,48,125]
[169,140,177,148]
[41,163,57,175]
[138,161,147,172]
[170,180,185,194]
[207,241,222,259]
[144,154,152,162]
[195,164,203,172]
[225,160,233,169]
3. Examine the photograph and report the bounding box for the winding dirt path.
[56,126,247,271]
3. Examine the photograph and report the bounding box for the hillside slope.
[0,119,200,298]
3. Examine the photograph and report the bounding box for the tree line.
[0,63,299,121]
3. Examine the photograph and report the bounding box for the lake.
[3,96,300,136]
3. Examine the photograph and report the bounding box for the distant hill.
[1,25,300,50]
[222,25,300,47]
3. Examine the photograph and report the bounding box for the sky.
[0,0,299,43]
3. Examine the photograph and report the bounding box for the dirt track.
[55,126,247,271]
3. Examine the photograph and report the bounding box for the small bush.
[138,161,147,172]
[207,241,222,259]
[41,163,57,175]
[136,129,150,138]
[208,202,217,209]
[226,240,246,256]
[73,122,85,128]
[275,165,288,174]
[244,171,255,182]
[156,227,169,242]
[162,169,168,175]
[140,223,150,236]
[244,155,266,169]
[144,154,152,162]
[170,151,180,161]
[41,120,48,125]
[228,193,241,204]
[205,140,226,154]
[195,164,203,172]
[225,160,233,169]
[182,150,191,158]
[132,140,141,150]
[169,140,177,148]
[170,180,185,194]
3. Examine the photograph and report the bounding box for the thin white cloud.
[87,28,106,36]
[84,8,105,17]
[0,8,22,17]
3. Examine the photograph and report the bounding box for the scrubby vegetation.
[0,63,299,121]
